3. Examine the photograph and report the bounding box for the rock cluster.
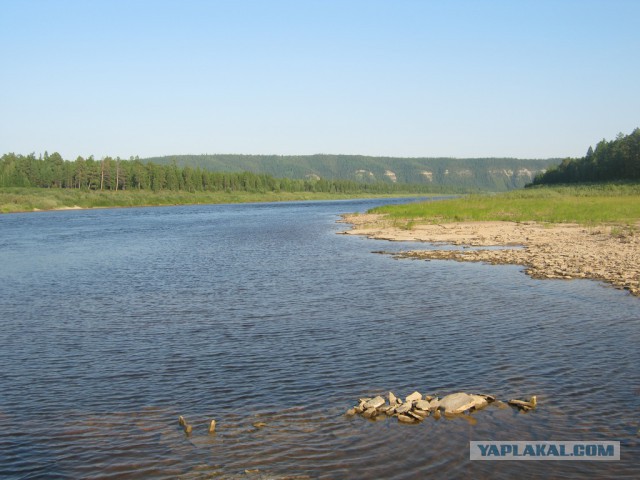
[346,391,506,423]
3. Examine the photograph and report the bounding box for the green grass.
[0,187,422,214]
[371,183,640,225]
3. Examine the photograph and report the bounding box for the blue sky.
[1,0,638,159]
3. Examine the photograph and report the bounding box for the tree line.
[0,152,438,194]
[531,128,640,185]
[146,153,558,191]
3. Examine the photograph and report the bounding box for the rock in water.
[363,407,377,419]
[396,402,412,414]
[412,408,429,418]
[405,391,422,403]
[388,392,398,405]
[407,410,424,421]
[415,399,431,411]
[397,414,415,424]
[438,392,478,414]
[469,395,489,410]
[508,396,537,411]
[208,419,217,433]
[364,396,386,409]
[476,393,496,402]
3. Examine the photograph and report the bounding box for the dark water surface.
[1,199,639,479]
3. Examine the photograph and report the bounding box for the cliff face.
[144,154,560,191]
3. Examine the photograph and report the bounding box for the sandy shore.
[32,205,84,212]
[340,213,640,297]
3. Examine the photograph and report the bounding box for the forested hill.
[143,154,559,191]
[531,128,640,185]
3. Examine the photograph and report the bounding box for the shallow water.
[0,198,639,479]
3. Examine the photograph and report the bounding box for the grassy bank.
[371,183,640,225]
[0,187,424,214]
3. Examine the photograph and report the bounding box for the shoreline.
[0,191,428,215]
[340,213,640,297]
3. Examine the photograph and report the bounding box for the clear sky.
[1,0,638,160]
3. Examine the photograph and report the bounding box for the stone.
[208,419,217,433]
[475,393,496,402]
[396,402,412,414]
[183,424,192,435]
[508,396,537,411]
[412,408,429,418]
[469,395,489,410]
[363,407,377,418]
[178,415,186,426]
[405,391,422,404]
[415,399,431,411]
[397,414,415,424]
[364,396,386,409]
[388,391,398,405]
[253,422,267,428]
[406,410,424,421]
[438,392,478,414]
[346,408,357,416]
[385,406,396,416]
[428,399,440,410]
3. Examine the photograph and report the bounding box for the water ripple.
[1,200,639,479]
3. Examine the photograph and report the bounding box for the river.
[0,198,638,479]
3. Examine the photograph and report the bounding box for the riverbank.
[341,213,640,296]
[0,188,425,214]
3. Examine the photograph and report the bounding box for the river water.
[0,198,638,479]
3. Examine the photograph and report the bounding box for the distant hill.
[142,154,560,191]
